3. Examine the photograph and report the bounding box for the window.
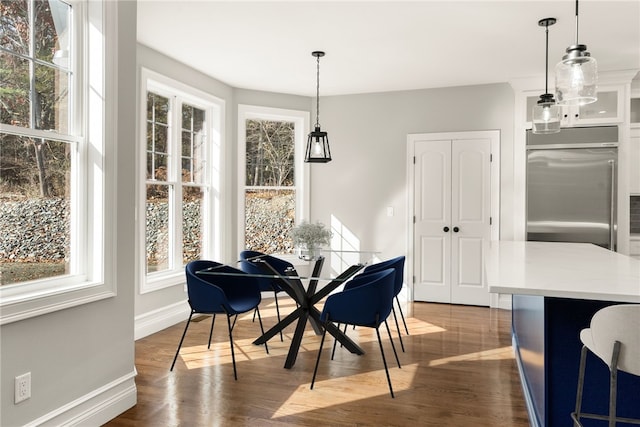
[0,0,111,324]
[140,69,223,293]
[238,105,309,254]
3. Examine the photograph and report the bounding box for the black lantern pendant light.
[532,18,561,134]
[305,51,332,163]
[555,0,597,106]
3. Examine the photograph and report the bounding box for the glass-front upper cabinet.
[631,97,640,124]
[524,85,624,127]
[631,93,640,194]
[572,86,624,125]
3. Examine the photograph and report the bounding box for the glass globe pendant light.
[305,51,332,163]
[555,0,597,106]
[532,17,561,134]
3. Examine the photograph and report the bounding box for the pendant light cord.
[544,22,549,94]
[315,54,320,128]
[574,0,580,45]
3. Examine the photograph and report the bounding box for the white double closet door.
[410,131,497,306]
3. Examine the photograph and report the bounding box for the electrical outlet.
[15,372,31,404]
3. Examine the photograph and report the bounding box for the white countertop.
[485,241,640,302]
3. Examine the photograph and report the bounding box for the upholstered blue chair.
[311,268,400,398]
[361,256,408,351]
[170,260,268,380]
[240,250,294,341]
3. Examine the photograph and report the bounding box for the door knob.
[453,227,460,233]
[443,226,450,232]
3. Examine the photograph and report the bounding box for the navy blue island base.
[513,295,640,427]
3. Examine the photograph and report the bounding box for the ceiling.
[137,1,640,97]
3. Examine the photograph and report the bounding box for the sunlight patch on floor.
[403,317,447,335]
[271,363,420,418]
[518,346,544,368]
[255,300,298,319]
[324,317,446,348]
[180,331,321,369]
[178,316,445,369]
[427,346,515,367]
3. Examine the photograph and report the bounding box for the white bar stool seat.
[571,304,640,427]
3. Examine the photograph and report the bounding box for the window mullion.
[28,0,36,129]
[171,96,183,271]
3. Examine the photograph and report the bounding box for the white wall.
[0,2,138,425]
[309,84,516,265]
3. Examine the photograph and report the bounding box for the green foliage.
[291,220,332,248]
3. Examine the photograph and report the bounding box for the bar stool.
[571,304,640,427]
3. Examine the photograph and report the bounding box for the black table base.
[252,257,365,369]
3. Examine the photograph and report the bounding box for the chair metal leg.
[391,306,405,352]
[311,322,329,390]
[395,295,409,335]
[170,311,194,371]
[375,326,395,398]
[571,341,640,427]
[330,323,339,360]
[609,341,621,427]
[207,314,216,349]
[571,345,588,426]
[385,320,401,369]
[225,312,238,380]
[330,323,347,360]
[255,307,269,354]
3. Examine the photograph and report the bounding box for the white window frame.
[138,68,224,293]
[237,105,310,252]
[0,0,113,325]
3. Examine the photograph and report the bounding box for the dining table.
[197,250,379,369]
[249,255,365,369]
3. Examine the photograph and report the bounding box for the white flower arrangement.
[291,220,332,249]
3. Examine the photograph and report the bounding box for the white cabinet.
[631,97,640,124]
[630,237,640,260]
[410,132,498,306]
[524,86,624,128]
[631,125,640,195]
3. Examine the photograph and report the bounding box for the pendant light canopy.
[305,51,332,163]
[533,17,561,135]
[555,0,597,106]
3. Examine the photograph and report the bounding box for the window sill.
[140,270,185,294]
[0,278,115,325]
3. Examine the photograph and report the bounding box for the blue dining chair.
[239,250,293,342]
[361,256,408,351]
[311,268,401,398]
[170,260,268,380]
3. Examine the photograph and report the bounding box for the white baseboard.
[490,293,513,310]
[135,300,190,340]
[26,370,137,427]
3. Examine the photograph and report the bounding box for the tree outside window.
[244,119,296,254]
[0,0,73,285]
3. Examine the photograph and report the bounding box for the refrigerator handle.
[609,159,616,251]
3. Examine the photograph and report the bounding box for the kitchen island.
[485,241,640,427]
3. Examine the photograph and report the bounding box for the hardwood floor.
[106,300,529,426]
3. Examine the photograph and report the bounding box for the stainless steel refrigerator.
[526,126,618,250]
